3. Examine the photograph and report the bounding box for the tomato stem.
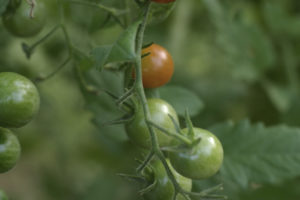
[147,120,193,145]
[137,150,154,173]
[22,25,61,59]
[133,1,194,198]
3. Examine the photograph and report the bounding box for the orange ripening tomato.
[134,44,174,89]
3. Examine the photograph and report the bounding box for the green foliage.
[159,85,204,117]
[0,0,9,16]
[1,0,300,200]
[91,19,141,70]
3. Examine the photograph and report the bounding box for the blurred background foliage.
[1,0,300,199]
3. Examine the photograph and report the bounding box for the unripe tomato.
[169,128,224,180]
[134,44,174,89]
[0,72,40,128]
[0,128,21,173]
[151,0,176,3]
[2,0,46,37]
[125,98,178,149]
[143,159,191,200]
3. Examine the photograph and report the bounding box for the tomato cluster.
[0,72,40,173]
[126,43,223,199]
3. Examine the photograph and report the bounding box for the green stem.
[134,1,161,151]
[133,1,184,197]
[22,25,61,58]
[147,120,192,145]
[35,56,71,83]
[137,150,154,173]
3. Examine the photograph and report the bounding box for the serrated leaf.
[0,0,9,16]
[208,120,300,196]
[159,85,204,117]
[91,19,141,70]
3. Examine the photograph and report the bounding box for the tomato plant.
[169,128,224,179]
[2,0,46,37]
[0,128,21,173]
[4,0,300,200]
[143,159,191,200]
[0,72,40,128]
[125,98,178,148]
[133,44,174,89]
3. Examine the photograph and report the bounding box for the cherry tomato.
[2,0,46,37]
[143,159,191,200]
[0,128,21,173]
[134,44,174,89]
[125,98,178,149]
[0,72,40,128]
[169,128,224,180]
[151,0,176,3]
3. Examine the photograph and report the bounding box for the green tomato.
[169,128,223,180]
[143,159,192,200]
[125,98,179,148]
[169,160,192,200]
[0,72,40,128]
[0,128,21,173]
[0,189,9,200]
[2,0,46,37]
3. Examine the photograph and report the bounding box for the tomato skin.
[125,98,178,149]
[143,159,192,200]
[2,0,46,37]
[151,0,176,3]
[0,128,21,173]
[169,128,224,180]
[0,72,40,128]
[137,44,174,89]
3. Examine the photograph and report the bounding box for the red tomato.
[134,44,174,89]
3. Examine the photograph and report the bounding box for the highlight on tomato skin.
[133,43,174,89]
[151,0,176,3]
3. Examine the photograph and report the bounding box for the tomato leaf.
[159,85,204,117]
[0,0,9,16]
[206,120,300,198]
[148,2,176,24]
[91,19,141,70]
[74,56,127,143]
